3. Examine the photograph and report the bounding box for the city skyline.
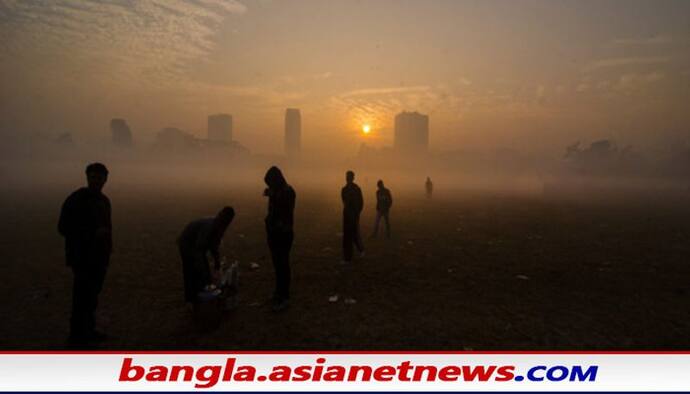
[1,0,689,158]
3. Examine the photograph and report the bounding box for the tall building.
[394,111,429,153]
[284,108,301,156]
[207,114,233,142]
[110,118,133,147]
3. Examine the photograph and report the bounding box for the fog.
[2,129,689,207]
[3,1,690,156]
[1,0,690,201]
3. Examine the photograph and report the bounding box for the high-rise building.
[207,114,233,142]
[110,118,133,147]
[285,108,301,156]
[394,111,429,153]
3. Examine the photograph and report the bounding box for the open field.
[1,183,689,350]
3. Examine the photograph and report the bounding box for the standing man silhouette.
[264,166,296,312]
[58,163,112,347]
[371,180,393,239]
[341,170,364,263]
[425,176,433,199]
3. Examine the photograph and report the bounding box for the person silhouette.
[177,207,235,305]
[425,176,433,198]
[341,170,364,263]
[58,162,112,347]
[263,166,296,312]
[371,180,393,239]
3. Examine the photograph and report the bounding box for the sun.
[362,124,371,134]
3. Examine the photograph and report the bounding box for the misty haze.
[0,0,689,350]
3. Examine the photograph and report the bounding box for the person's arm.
[197,226,221,272]
[105,198,112,234]
[388,190,393,208]
[58,194,75,237]
[209,245,221,271]
[356,187,364,213]
[205,220,223,271]
[276,188,296,232]
[99,197,113,255]
[287,188,296,225]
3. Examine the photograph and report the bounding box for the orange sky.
[1,0,689,157]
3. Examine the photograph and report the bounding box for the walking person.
[263,166,296,312]
[371,180,393,238]
[341,170,364,263]
[58,163,112,347]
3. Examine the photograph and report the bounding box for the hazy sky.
[1,0,689,156]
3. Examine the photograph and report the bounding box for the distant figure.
[58,163,112,346]
[177,207,235,305]
[425,176,433,198]
[341,170,364,262]
[264,166,296,312]
[371,180,393,238]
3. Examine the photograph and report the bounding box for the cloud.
[616,72,665,91]
[313,72,333,80]
[326,85,452,129]
[610,35,672,46]
[338,86,431,99]
[278,71,333,85]
[458,77,472,86]
[575,71,665,98]
[0,0,247,85]
[576,83,590,93]
[584,56,671,72]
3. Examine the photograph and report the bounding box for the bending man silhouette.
[58,162,112,346]
[341,170,364,263]
[178,206,235,305]
[371,180,393,238]
[264,166,296,312]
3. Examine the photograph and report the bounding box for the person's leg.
[180,246,197,303]
[384,211,391,238]
[278,232,293,300]
[268,235,281,300]
[87,264,108,336]
[342,214,354,262]
[70,267,90,342]
[354,215,364,253]
[181,247,207,303]
[372,211,381,238]
[271,233,292,311]
[275,237,286,300]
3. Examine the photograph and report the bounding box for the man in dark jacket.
[341,170,364,263]
[178,206,235,304]
[371,180,393,238]
[58,162,112,346]
[264,166,296,311]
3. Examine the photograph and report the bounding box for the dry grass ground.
[1,184,689,350]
